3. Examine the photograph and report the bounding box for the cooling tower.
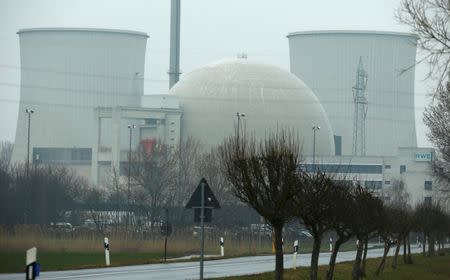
[287,31,418,156]
[12,28,148,170]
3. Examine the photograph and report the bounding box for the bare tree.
[424,80,450,196]
[326,181,356,280]
[197,148,236,206]
[170,137,201,206]
[131,143,177,227]
[399,0,450,206]
[383,179,414,266]
[398,0,450,87]
[0,141,13,169]
[351,185,385,280]
[293,171,337,280]
[219,131,301,280]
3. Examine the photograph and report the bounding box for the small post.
[104,237,110,266]
[200,181,205,280]
[164,208,169,262]
[292,240,299,269]
[26,247,39,280]
[220,237,224,257]
[329,237,333,252]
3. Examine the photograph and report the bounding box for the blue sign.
[415,152,432,162]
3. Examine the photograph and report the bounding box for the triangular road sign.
[185,178,221,209]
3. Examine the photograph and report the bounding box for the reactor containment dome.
[287,30,418,157]
[169,59,334,156]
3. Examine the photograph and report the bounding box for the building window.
[424,181,432,190]
[424,196,432,206]
[400,165,406,174]
[385,165,391,169]
[385,180,391,185]
[145,119,158,125]
[334,135,342,156]
[364,181,382,189]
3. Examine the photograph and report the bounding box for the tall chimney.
[168,0,181,89]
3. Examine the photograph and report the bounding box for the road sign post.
[185,178,221,280]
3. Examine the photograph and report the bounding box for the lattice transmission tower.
[352,57,368,156]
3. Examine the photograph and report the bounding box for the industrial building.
[10,27,442,207]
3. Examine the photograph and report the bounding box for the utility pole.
[127,124,136,228]
[236,112,245,143]
[312,125,320,172]
[199,180,205,280]
[25,109,34,176]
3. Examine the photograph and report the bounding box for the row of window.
[300,164,383,174]
[33,147,92,163]
[302,164,412,175]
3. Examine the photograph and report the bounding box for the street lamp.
[236,112,246,142]
[25,109,34,176]
[312,125,320,172]
[127,124,136,227]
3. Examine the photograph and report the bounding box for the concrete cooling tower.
[169,58,335,156]
[287,31,418,157]
[12,28,148,174]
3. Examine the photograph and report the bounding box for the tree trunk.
[274,225,284,280]
[361,238,369,277]
[422,232,426,256]
[407,235,413,264]
[392,240,401,268]
[326,239,343,280]
[351,240,364,280]
[428,234,435,257]
[310,233,322,280]
[403,237,407,264]
[375,241,391,276]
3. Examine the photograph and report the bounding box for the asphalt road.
[0,246,424,280]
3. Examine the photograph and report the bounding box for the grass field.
[0,225,377,273]
[0,251,172,273]
[213,251,450,280]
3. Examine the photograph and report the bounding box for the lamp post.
[236,112,246,142]
[312,125,320,172]
[25,109,34,176]
[127,124,136,227]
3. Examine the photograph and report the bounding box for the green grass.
[0,242,379,273]
[0,251,177,273]
[213,251,450,280]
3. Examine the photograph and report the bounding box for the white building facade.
[307,147,436,207]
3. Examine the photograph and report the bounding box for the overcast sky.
[0,0,434,146]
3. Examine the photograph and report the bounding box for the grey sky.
[0,0,432,146]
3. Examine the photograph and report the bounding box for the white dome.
[169,59,334,156]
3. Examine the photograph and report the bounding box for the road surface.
[0,246,425,280]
